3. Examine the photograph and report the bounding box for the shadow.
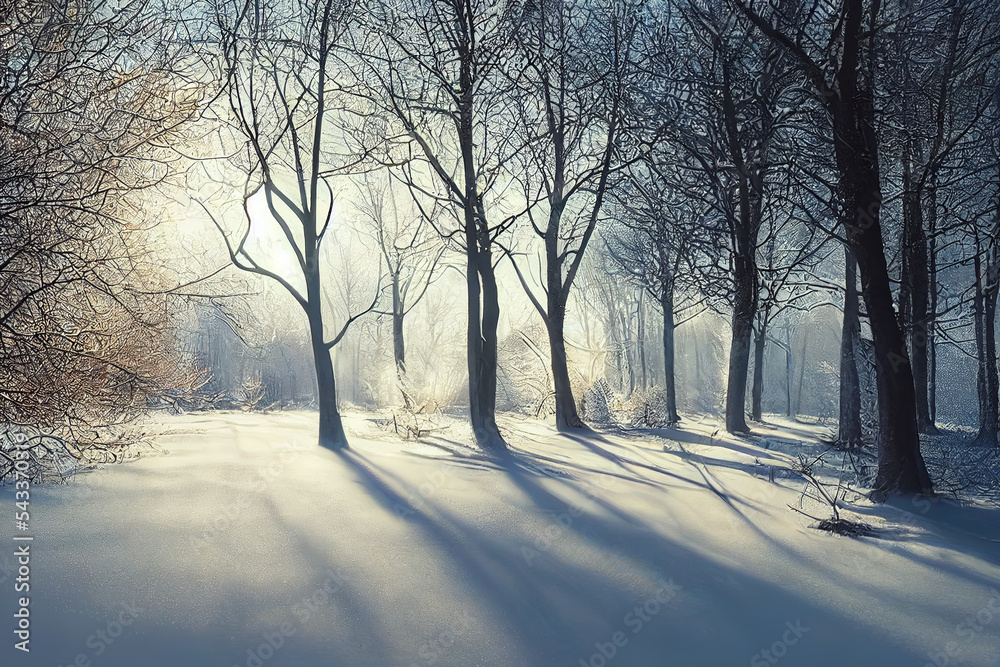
[10,413,1000,667]
[845,496,1000,568]
[759,419,836,444]
[324,435,973,667]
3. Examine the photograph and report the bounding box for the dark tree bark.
[839,247,864,449]
[838,117,931,495]
[784,330,793,417]
[733,0,933,497]
[391,273,406,374]
[722,60,760,435]
[390,268,412,413]
[751,325,767,422]
[838,118,932,497]
[538,220,589,429]
[726,263,756,433]
[304,222,351,448]
[795,331,808,415]
[973,234,1000,447]
[308,318,348,448]
[901,158,937,433]
[461,102,506,450]
[547,300,581,429]
[661,286,679,424]
[927,182,939,424]
[638,292,648,390]
[973,255,1000,447]
[532,185,591,429]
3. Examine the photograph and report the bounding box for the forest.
[2,0,1000,665]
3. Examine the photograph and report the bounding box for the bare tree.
[203,0,379,449]
[656,0,798,433]
[958,86,1000,447]
[0,0,199,448]
[751,212,829,422]
[839,247,864,448]
[886,0,996,434]
[971,221,999,446]
[606,162,707,425]
[731,0,935,496]
[503,0,640,430]
[353,173,443,396]
[360,0,523,450]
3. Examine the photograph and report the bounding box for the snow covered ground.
[2,410,999,667]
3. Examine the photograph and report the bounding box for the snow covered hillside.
[3,411,999,667]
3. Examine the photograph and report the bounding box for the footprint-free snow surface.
[3,411,999,667]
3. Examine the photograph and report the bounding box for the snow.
[2,410,1000,667]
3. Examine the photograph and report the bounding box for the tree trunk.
[731,0,932,499]
[547,292,584,429]
[544,198,585,429]
[903,163,936,433]
[851,220,930,495]
[638,291,648,390]
[305,287,348,450]
[827,0,931,497]
[472,244,505,449]
[464,235,505,449]
[726,277,754,433]
[839,247,863,449]
[795,331,808,416]
[454,32,505,451]
[622,308,636,398]
[973,246,1000,446]
[391,272,405,374]
[618,306,635,401]
[987,283,999,446]
[751,324,766,422]
[721,59,759,435]
[694,331,704,410]
[784,330,793,417]
[392,273,413,410]
[927,183,938,424]
[734,0,933,499]
[833,65,931,496]
[661,287,679,424]
[613,314,624,393]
